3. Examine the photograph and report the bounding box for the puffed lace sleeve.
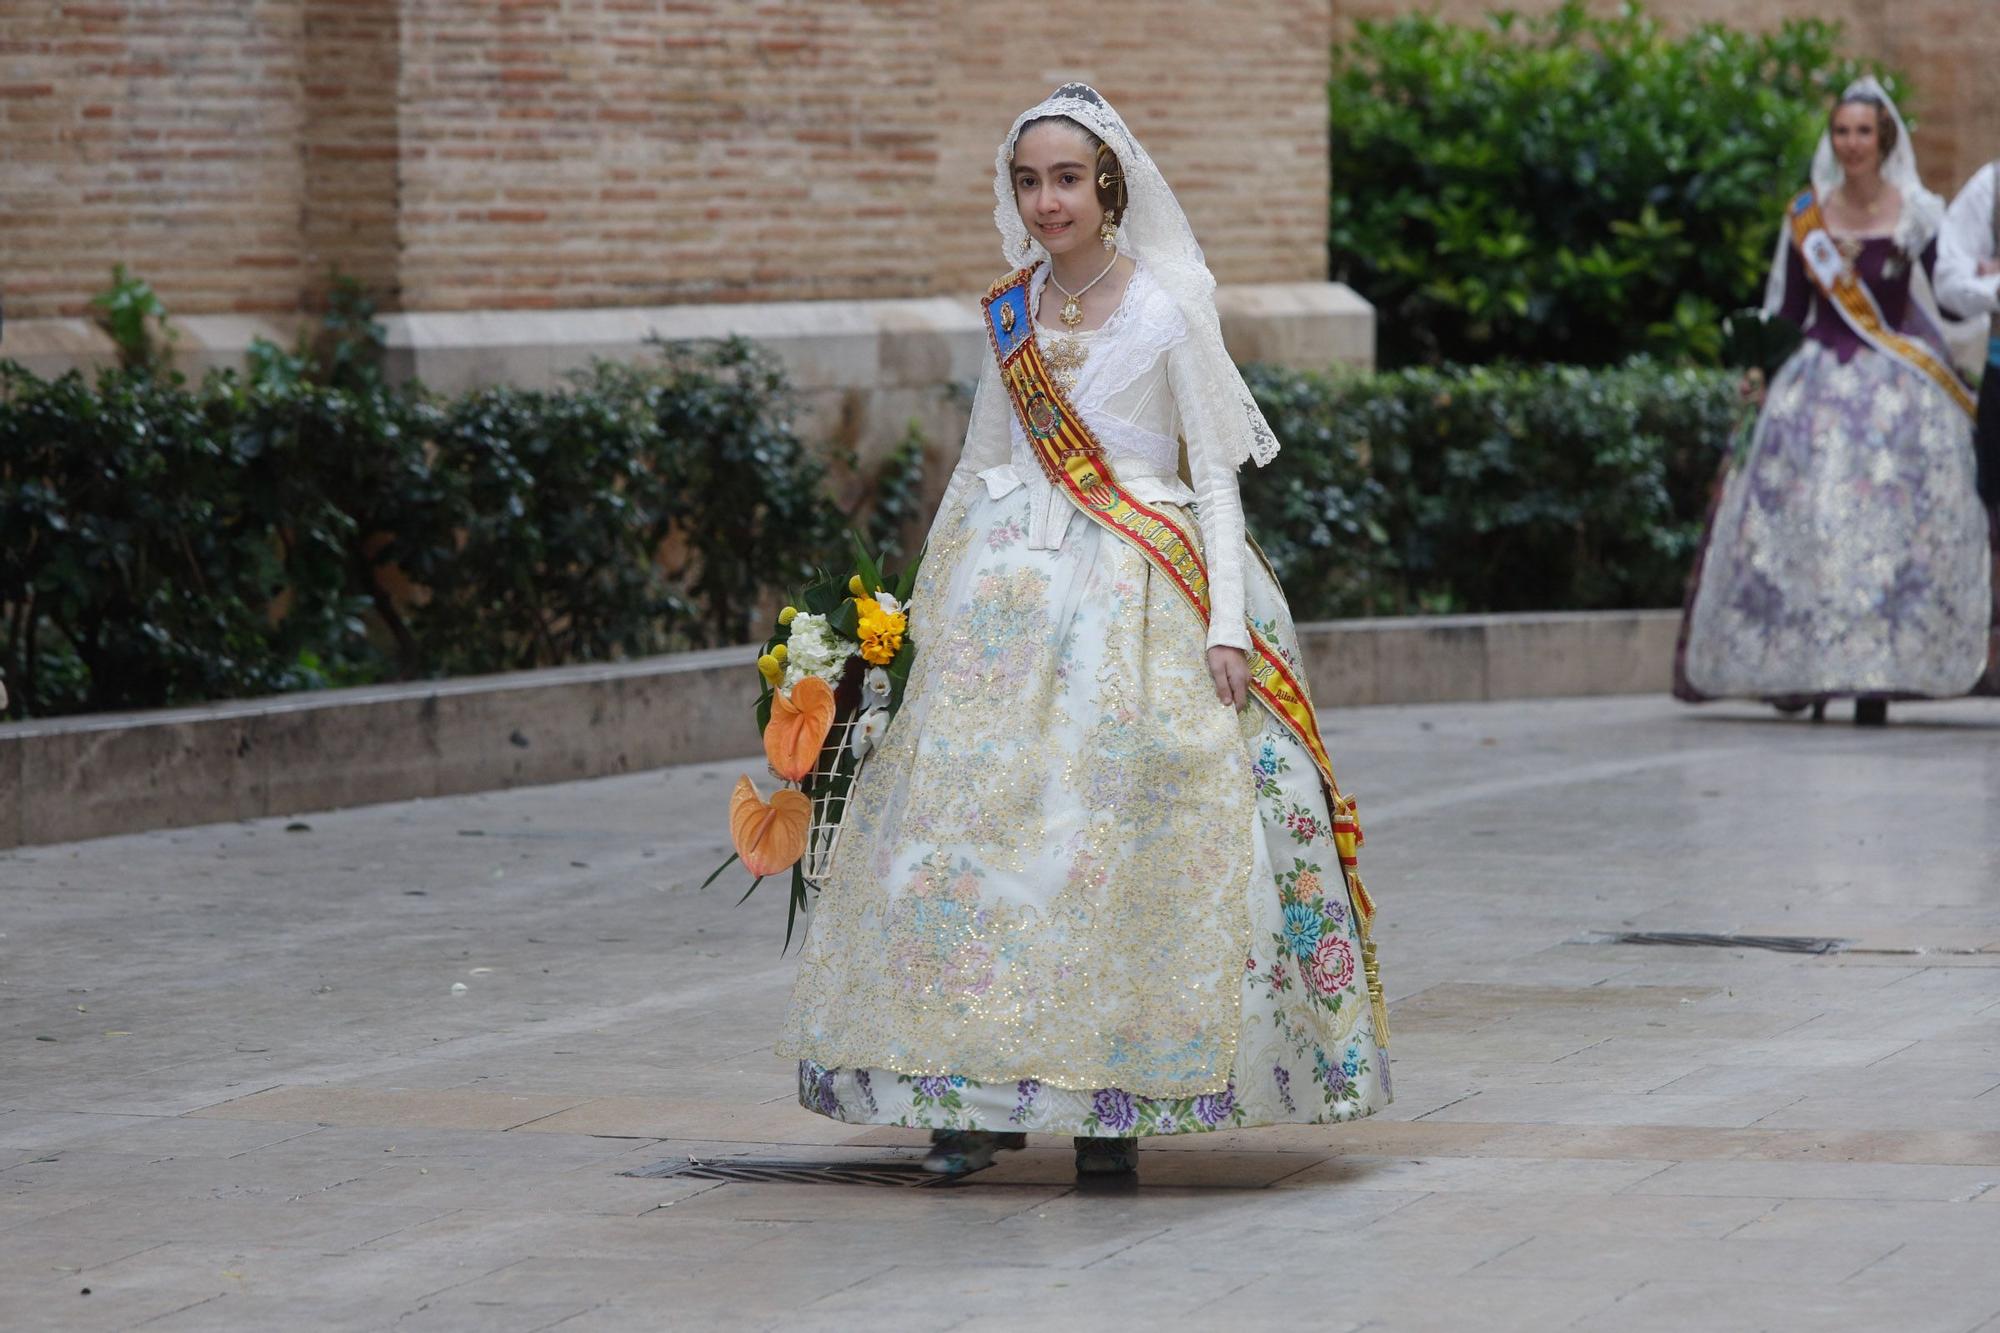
[1937,163,2000,320]
[1166,340,1251,652]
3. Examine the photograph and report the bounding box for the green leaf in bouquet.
[848,530,884,598]
[829,598,860,638]
[784,862,810,952]
[699,851,742,891]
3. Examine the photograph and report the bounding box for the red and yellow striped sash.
[979,267,1378,933]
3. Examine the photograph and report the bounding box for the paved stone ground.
[4,694,1999,1332]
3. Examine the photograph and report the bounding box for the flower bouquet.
[710,538,918,946]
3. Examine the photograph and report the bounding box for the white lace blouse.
[938,263,1251,652]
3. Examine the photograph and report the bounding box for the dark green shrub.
[640,339,845,650]
[405,340,841,676]
[1245,359,1740,618]
[1329,2,1877,366]
[0,330,844,716]
[0,362,389,715]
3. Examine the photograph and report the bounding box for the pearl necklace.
[1049,253,1120,330]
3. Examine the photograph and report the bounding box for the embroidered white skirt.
[777,485,1391,1136]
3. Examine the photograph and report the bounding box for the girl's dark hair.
[1014,115,1127,227]
[1831,93,1898,160]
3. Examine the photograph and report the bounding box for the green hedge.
[0,324,846,718]
[1244,360,1740,619]
[1330,2,1876,366]
[2,336,1738,718]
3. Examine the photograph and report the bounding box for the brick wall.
[5,1,1994,323]
[3,1,307,318]
[2,0,1331,321]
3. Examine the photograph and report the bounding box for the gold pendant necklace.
[1049,253,1120,330]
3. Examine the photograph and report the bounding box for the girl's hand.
[1207,645,1250,710]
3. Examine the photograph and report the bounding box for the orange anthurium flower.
[729,775,811,878]
[764,674,835,782]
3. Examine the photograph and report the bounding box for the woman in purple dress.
[1677,79,1996,723]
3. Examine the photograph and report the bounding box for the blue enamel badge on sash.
[989,285,1031,360]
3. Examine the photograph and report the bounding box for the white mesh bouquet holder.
[801,713,865,887]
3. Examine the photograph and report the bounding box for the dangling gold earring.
[1099,216,1118,251]
[1018,236,1033,257]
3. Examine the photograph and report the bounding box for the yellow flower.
[856,602,907,666]
[757,653,782,683]
[848,574,866,596]
[771,643,789,663]
[778,605,798,626]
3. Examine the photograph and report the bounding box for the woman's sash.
[979,267,1382,956]
[1787,189,1975,418]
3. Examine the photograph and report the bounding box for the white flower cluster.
[782,611,851,688]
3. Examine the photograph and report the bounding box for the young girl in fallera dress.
[777,85,1391,1176]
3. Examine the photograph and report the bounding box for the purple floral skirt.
[1677,341,1995,702]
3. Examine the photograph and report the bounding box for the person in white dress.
[777,84,1391,1177]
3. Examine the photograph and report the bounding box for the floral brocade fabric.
[1680,340,1993,701]
[777,483,1392,1134]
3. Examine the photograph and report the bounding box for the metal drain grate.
[1597,931,1847,955]
[621,1156,955,1187]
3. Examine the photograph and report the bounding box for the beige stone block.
[1214,281,1375,371]
[254,691,441,817]
[0,317,118,381]
[172,314,306,379]
[619,663,761,773]
[875,300,982,386]
[20,712,264,845]
[428,676,620,797]
[1365,617,1490,703]
[0,727,21,849]
[192,1085,586,1131]
[1297,619,1378,708]
[1485,611,1678,699]
[848,384,972,474]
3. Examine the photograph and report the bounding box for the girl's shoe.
[921,1130,1026,1176]
[1073,1136,1139,1175]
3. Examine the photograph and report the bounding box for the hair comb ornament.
[1097,170,1123,190]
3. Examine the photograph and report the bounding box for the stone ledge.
[2,610,1676,850]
